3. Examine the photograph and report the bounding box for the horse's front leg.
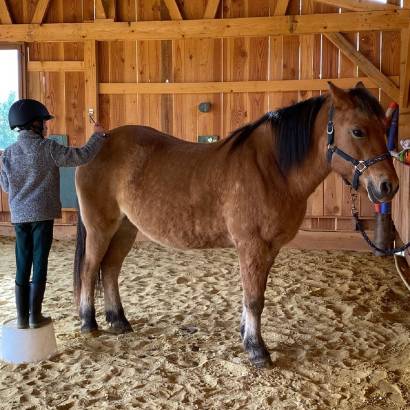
[238,241,277,368]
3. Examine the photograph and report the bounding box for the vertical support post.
[84,40,98,139]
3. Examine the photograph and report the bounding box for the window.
[0,45,24,150]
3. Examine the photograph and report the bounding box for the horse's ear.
[355,81,366,89]
[327,81,351,108]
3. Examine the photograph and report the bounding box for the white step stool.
[1,318,57,364]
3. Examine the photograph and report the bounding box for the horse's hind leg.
[238,240,277,368]
[80,221,120,333]
[101,217,138,334]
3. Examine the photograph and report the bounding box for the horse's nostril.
[380,181,392,196]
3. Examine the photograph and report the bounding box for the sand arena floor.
[1,237,410,409]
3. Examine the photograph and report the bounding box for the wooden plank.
[315,0,398,11]
[274,0,290,16]
[31,0,51,24]
[357,28,380,217]
[84,40,97,139]
[0,11,409,42]
[99,77,398,94]
[303,0,324,218]
[400,24,410,110]
[204,0,221,19]
[0,0,12,24]
[380,30,400,108]
[27,61,85,72]
[65,72,85,147]
[325,32,400,102]
[281,0,299,108]
[95,0,107,20]
[163,0,183,20]
[339,27,357,218]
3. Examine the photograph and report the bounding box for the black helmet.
[8,99,54,130]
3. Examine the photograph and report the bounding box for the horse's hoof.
[252,356,274,369]
[107,321,134,334]
[81,323,99,334]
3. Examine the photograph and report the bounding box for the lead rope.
[349,186,410,256]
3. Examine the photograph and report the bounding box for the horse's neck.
[285,104,332,200]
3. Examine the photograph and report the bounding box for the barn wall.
[0,0,407,238]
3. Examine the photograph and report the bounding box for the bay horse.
[74,82,398,368]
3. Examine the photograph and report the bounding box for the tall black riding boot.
[29,282,52,328]
[15,283,29,329]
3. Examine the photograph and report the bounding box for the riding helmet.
[8,99,54,130]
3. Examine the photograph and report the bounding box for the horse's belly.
[128,205,233,250]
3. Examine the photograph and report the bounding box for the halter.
[326,105,391,191]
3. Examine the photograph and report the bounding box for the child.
[0,98,108,329]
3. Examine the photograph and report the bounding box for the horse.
[74,82,399,368]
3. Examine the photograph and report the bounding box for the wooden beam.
[27,61,85,72]
[274,0,290,16]
[324,32,400,102]
[203,0,220,19]
[315,0,398,11]
[163,0,183,20]
[95,0,107,20]
[84,41,98,139]
[31,0,51,24]
[0,0,12,24]
[0,11,408,42]
[99,76,399,95]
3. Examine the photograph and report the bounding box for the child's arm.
[0,153,9,193]
[49,129,108,168]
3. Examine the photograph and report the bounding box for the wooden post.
[84,40,98,140]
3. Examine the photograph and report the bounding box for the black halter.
[326,106,391,191]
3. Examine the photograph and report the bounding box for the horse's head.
[327,82,399,203]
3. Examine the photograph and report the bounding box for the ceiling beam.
[0,0,12,24]
[203,0,221,19]
[324,32,400,102]
[314,0,398,11]
[274,0,290,16]
[163,0,183,20]
[0,11,408,42]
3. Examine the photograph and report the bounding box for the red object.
[374,203,381,213]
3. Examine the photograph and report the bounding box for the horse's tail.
[74,208,86,307]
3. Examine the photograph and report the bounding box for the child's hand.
[94,123,105,134]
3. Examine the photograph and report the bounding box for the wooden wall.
[0,0,407,237]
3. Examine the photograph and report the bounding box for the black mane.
[226,96,326,172]
[224,88,385,173]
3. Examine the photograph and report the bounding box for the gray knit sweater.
[0,130,106,223]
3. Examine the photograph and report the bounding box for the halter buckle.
[327,122,334,135]
[355,161,367,173]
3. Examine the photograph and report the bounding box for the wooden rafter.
[324,32,400,102]
[315,0,398,11]
[95,0,107,20]
[163,0,183,20]
[203,0,221,19]
[0,0,12,24]
[274,0,290,16]
[31,0,51,24]
[0,11,409,42]
[99,77,399,95]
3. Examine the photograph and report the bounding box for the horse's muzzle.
[367,179,399,203]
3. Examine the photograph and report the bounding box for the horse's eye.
[351,129,365,139]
